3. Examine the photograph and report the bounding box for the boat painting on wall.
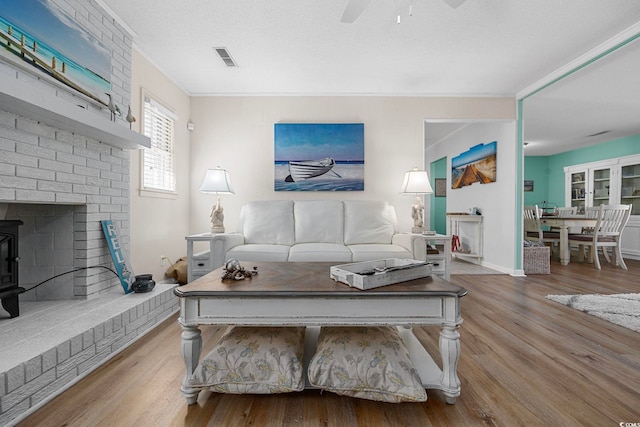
[451,141,497,189]
[0,0,111,106]
[274,123,364,191]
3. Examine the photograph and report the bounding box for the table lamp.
[400,168,434,234]
[199,167,234,233]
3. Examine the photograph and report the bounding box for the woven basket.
[523,246,550,274]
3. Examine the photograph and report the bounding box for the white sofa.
[207,200,426,270]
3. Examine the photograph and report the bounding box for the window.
[141,96,177,193]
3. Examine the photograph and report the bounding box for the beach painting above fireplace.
[0,0,111,106]
[274,123,365,191]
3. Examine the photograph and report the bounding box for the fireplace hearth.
[0,220,24,318]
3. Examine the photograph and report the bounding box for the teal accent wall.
[430,156,447,234]
[524,156,550,207]
[526,134,640,207]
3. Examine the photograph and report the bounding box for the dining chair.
[567,204,631,269]
[523,205,560,249]
[556,206,577,216]
[578,206,603,235]
[551,206,579,232]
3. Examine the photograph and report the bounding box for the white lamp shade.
[199,168,234,194]
[400,169,433,194]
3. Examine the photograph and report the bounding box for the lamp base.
[411,226,424,234]
[211,226,225,233]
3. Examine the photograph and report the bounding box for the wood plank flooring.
[17,259,640,427]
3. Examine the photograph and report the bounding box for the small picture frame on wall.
[524,180,534,192]
[434,178,447,197]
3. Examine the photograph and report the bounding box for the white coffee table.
[174,262,467,404]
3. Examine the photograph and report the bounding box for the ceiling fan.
[341,0,467,23]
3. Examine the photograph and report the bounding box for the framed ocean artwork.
[451,141,497,189]
[0,0,111,106]
[274,123,365,191]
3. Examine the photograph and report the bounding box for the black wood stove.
[0,220,24,318]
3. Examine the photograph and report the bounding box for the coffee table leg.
[180,323,202,404]
[439,324,461,404]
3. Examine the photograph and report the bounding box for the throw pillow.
[307,326,427,403]
[189,326,305,394]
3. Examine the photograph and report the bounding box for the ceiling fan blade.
[443,0,467,8]
[341,0,373,23]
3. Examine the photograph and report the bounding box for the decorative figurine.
[126,105,136,129]
[105,93,121,122]
[222,258,258,281]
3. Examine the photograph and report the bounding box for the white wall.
[129,49,191,280]
[425,121,519,273]
[187,96,515,242]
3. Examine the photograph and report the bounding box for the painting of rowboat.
[0,0,111,106]
[451,141,497,189]
[275,123,364,191]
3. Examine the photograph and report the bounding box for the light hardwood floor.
[18,259,640,427]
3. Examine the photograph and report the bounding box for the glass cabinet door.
[621,163,640,215]
[591,168,610,207]
[570,171,586,214]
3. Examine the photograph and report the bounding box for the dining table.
[540,216,598,265]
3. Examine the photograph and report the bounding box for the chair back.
[556,206,577,217]
[585,207,600,219]
[523,205,542,240]
[593,204,632,237]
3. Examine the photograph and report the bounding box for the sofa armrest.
[392,233,427,261]
[211,233,246,269]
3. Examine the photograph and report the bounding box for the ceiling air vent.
[214,47,238,67]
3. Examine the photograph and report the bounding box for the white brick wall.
[0,0,134,300]
[0,4,177,424]
[0,286,179,426]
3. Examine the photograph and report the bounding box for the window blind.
[142,97,177,192]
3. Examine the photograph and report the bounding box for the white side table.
[407,233,451,281]
[421,234,451,281]
[185,232,218,283]
[447,214,483,264]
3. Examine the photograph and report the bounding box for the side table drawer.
[191,251,212,277]
[428,258,447,276]
[427,256,446,276]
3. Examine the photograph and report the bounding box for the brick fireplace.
[0,0,145,300]
[0,3,180,425]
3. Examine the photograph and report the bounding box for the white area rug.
[546,293,640,332]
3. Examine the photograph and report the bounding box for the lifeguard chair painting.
[451,141,497,189]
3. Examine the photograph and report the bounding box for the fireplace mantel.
[0,75,149,151]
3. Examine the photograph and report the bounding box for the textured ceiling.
[99,0,640,155]
[522,37,640,155]
[100,0,640,96]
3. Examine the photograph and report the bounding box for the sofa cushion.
[343,201,397,245]
[240,201,294,245]
[226,244,290,262]
[307,326,427,403]
[288,243,353,262]
[349,244,413,262]
[294,200,344,244]
[189,326,305,394]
